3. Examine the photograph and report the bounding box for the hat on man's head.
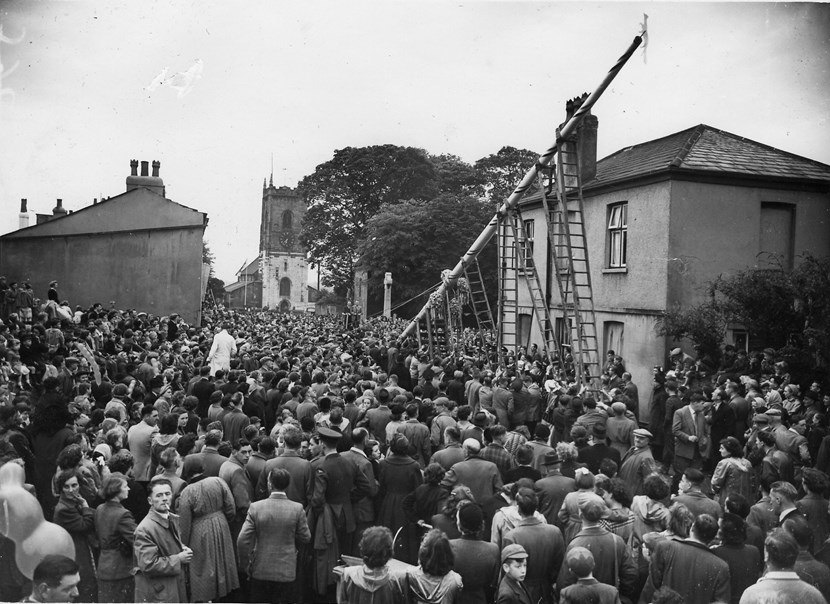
[633,428,653,439]
[566,546,595,578]
[317,426,343,441]
[472,412,488,428]
[65,356,80,365]
[543,451,561,466]
[670,348,682,356]
[501,543,529,564]
[753,413,770,424]
[611,402,627,414]
[765,408,782,417]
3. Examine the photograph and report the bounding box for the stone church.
[224,176,314,312]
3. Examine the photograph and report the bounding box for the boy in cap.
[497,543,532,604]
[559,546,621,604]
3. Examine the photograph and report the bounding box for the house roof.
[585,124,830,189]
[236,257,260,277]
[2,186,207,239]
[224,280,259,293]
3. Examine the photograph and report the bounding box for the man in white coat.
[207,324,237,377]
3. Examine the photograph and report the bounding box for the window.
[282,210,293,229]
[759,203,795,270]
[523,219,535,268]
[603,321,624,358]
[555,316,572,347]
[279,277,291,297]
[607,203,628,268]
[518,313,533,350]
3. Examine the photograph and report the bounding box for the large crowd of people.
[1,282,829,604]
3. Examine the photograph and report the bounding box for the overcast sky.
[1,1,828,284]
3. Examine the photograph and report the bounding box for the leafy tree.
[298,145,439,293]
[430,153,478,197]
[356,193,497,318]
[202,241,216,276]
[656,254,830,380]
[207,276,225,301]
[474,146,540,205]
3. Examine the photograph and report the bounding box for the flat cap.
[633,428,653,439]
[317,426,343,440]
[501,543,529,563]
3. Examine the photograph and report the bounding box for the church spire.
[269,152,274,187]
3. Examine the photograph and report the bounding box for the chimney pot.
[20,198,27,213]
[151,160,160,178]
[57,198,63,208]
[140,161,149,176]
[130,159,139,176]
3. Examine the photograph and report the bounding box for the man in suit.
[440,438,503,503]
[218,438,253,540]
[397,403,431,467]
[577,423,620,475]
[127,405,159,485]
[340,428,379,553]
[671,393,710,493]
[504,487,565,604]
[237,468,311,603]
[771,481,804,526]
[559,547,621,604]
[557,496,637,603]
[450,503,500,604]
[491,376,513,429]
[639,514,730,604]
[181,429,227,479]
[430,426,466,470]
[535,451,576,527]
[672,468,722,519]
[310,427,373,573]
[255,424,313,505]
[133,479,193,603]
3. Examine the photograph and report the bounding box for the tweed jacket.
[639,538,730,604]
[672,406,710,460]
[254,450,314,505]
[441,455,503,503]
[236,492,311,582]
[182,446,227,478]
[133,509,187,603]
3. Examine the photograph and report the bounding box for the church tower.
[259,176,311,312]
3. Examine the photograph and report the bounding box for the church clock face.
[279,231,294,251]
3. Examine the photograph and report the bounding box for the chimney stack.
[151,160,160,178]
[53,198,67,216]
[140,161,149,176]
[130,159,139,176]
[562,93,598,184]
[19,198,29,229]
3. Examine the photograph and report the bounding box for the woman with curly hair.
[711,436,753,506]
[53,468,98,603]
[337,526,407,604]
[631,473,671,544]
[598,477,635,544]
[404,463,449,526]
[556,441,580,479]
[406,529,463,604]
[431,486,474,541]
